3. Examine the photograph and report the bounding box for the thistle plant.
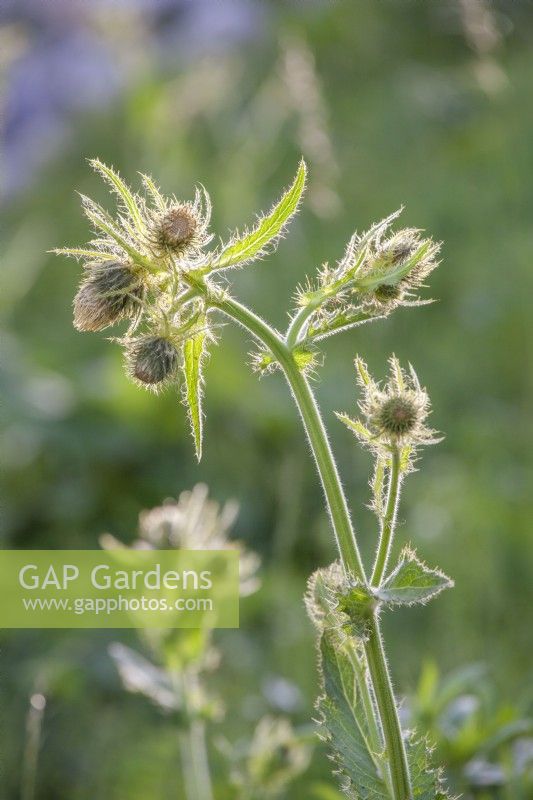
[104,485,309,800]
[57,159,454,799]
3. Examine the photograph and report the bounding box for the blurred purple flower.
[1,0,263,199]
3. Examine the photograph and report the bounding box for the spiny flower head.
[336,355,441,460]
[291,209,441,346]
[125,334,180,390]
[144,188,213,261]
[356,220,441,313]
[73,260,144,331]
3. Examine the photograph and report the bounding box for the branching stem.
[188,278,413,800]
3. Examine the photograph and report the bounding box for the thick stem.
[212,293,365,581]
[366,616,412,800]
[202,288,412,799]
[371,446,402,587]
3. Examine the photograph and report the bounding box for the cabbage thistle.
[56,160,453,800]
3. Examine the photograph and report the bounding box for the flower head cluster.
[293,209,441,345]
[55,159,307,457]
[357,222,440,312]
[55,160,213,388]
[337,355,441,464]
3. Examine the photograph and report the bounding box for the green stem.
[286,300,321,348]
[177,673,214,800]
[201,287,412,799]
[371,446,402,587]
[211,293,366,581]
[365,616,412,800]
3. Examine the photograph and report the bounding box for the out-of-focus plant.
[218,715,313,800]
[57,159,457,799]
[104,484,309,800]
[407,661,533,799]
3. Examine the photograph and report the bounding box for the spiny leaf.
[51,247,119,262]
[406,734,451,800]
[140,172,166,211]
[370,458,386,519]
[182,322,208,461]
[376,547,453,607]
[80,194,151,269]
[335,413,372,442]
[90,159,144,230]
[356,241,431,292]
[318,632,451,800]
[213,159,307,270]
[317,633,388,799]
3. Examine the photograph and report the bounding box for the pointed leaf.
[182,324,208,461]
[213,159,307,270]
[335,412,373,443]
[90,159,144,229]
[376,547,453,606]
[406,734,451,800]
[80,194,151,269]
[318,633,388,799]
[140,172,166,211]
[51,247,119,262]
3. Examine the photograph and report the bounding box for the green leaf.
[318,632,450,800]
[213,159,307,270]
[80,194,151,269]
[335,412,372,442]
[90,159,145,230]
[182,324,208,461]
[376,547,453,606]
[317,633,388,799]
[406,734,450,800]
[51,247,119,262]
[140,172,166,211]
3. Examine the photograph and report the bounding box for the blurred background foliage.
[1,0,532,797]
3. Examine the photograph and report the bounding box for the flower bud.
[373,283,403,303]
[376,395,418,437]
[152,206,198,255]
[73,262,143,332]
[127,336,179,387]
[337,356,441,462]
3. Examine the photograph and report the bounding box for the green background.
[2,0,532,797]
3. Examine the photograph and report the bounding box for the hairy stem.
[211,292,365,580]
[286,299,322,348]
[371,446,402,587]
[199,286,413,799]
